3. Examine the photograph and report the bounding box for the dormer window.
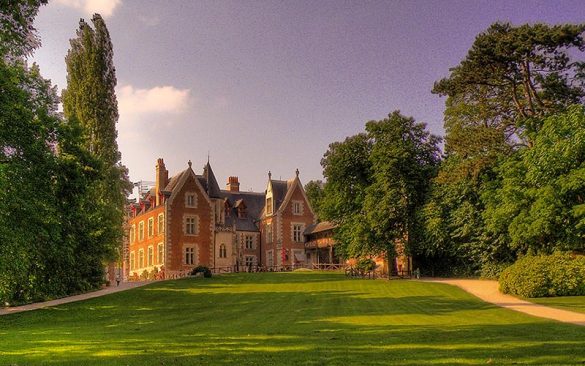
[266,197,273,215]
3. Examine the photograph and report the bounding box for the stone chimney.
[227,176,240,192]
[155,158,168,206]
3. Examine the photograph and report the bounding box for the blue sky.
[32,0,585,191]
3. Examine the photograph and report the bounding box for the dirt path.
[0,281,153,316]
[425,278,585,326]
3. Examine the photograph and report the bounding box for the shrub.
[356,258,376,272]
[140,270,149,280]
[190,266,212,278]
[499,252,585,298]
[480,262,512,280]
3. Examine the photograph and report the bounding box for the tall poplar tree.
[62,14,131,278]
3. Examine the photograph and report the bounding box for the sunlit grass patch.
[1,272,584,365]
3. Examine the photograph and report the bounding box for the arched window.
[219,244,227,258]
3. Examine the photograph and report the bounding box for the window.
[157,243,164,265]
[185,247,195,265]
[147,246,153,266]
[267,250,274,267]
[185,193,197,208]
[138,221,144,241]
[138,249,144,269]
[148,218,154,237]
[293,201,303,215]
[245,255,256,267]
[266,223,273,243]
[266,197,273,215]
[185,216,198,235]
[158,214,164,234]
[219,243,227,258]
[130,251,135,270]
[245,235,254,250]
[293,224,303,243]
[130,225,135,244]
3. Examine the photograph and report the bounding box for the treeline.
[0,1,130,305]
[307,22,585,276]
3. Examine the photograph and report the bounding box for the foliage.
[499,252,585,298]
[355,258,376,272]
[483,105,585,255]
[62,15,132,265]
[320,112,440,267]
[304,180,324,219]
[191,265,212,278]
[480,262,512,280]
[0,0,47,61]
[2,272,585,365]
[434,22,585,155]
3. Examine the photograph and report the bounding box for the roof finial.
[268,170,272,180]
[207,150,210,164]
[295,168,299,177]
[188,160,192,168]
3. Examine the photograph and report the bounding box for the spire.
[203,160,221,198]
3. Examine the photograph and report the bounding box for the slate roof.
[221,190,265,232]
[304,221,336,235]
[270,179,295,211]
[202,162,221,198]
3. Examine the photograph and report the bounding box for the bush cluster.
[480,262,512,280]
[191,266,212,278]
[499,252,585,298]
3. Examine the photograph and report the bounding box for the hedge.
[499,252,585,298]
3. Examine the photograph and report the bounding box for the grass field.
[530,296,585,314]
[1,271,585,365]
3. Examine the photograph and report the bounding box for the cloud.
[117,85,191,120]
[55,0,121,18]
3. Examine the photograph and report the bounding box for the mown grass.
[530,296,585,314]
[1,271,584,365]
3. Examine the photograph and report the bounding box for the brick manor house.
[125,158,324,279]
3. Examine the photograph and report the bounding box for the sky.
[32,0,585,192]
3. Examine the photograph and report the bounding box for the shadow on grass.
[1,272,584,365]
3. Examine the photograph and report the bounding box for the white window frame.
[130,251,135,270]
[147,245,154,266]
[292,223,304,243]
[157,242,164,265]
[130,225,135,244]
[148,218,154,238]
[245,234,254,250]
[267,250,274,267]
[184,246,196,265]
[185,192,197,208]
[266,223,273,244]
[245,255,256,267]
[157,213,164,235]
[266,197,273,215]
[292,200,303,215]
[138,221,144,241]
[184,215,199,236]
[138,249,144,269]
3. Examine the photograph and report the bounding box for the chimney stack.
[155,158,168,206]
[227,176,240,192]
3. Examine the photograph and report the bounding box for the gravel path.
[425,278,585,326]
[0,281,153,316]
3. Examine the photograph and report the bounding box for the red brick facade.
[126,159,316,279]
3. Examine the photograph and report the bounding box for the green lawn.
[1,272,584,365]
[530,296,585,314]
